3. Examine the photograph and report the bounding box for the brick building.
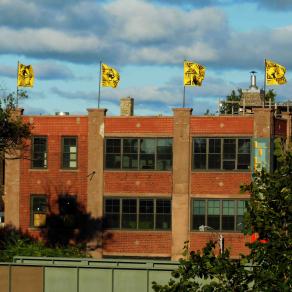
[1,86,291,260]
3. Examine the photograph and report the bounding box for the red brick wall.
[20,116,88,233]
[274,118,287,137]
[190,116,254,135]
[189,232,250,258]
[105,117,173,135]
[191,172,251,195]
[103,231,171,256]
[104,172,172,194]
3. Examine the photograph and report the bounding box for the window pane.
[207,200,220,230]
[122,139,138,169]
[139,199,154,229]
[192,200,205,230]
[238,139,250,170]
[157,139,172,170]
[32,137,47,168]
[105,199,120,228]
[193,139,207,169]
[236,200,247,231]
[208,139,221,169]
[105,139,121,169]
[62,137,77,169]
[122,199,137,229]
[222,200,235,230]
[223,139,236,159]
[140,139,155,170]
[31,196,47,227]
[156,199,171,230]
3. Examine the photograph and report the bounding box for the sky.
[0,0,292,116]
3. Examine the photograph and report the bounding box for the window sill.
[29,169,48,172]
[104,169,172,173]
[59,169,79,172]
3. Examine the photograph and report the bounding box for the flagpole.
[16,61,19,107]
[98,61,102,109]
[263,59,267,108]
[183,86,186,108]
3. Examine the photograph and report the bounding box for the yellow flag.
[17,64,34,87]
[266,60,287,85]
[184,61,205,86]
[101,63,120,88]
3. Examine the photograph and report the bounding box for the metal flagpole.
[98,61,102,109]
[183,86,186,108]
[16,61,20,107]
[263,59,267,108]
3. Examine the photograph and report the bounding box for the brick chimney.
[120,97,134,116]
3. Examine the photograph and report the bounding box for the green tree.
[220,89,242,114]
[153,138,292,291]
[0,90,31,160]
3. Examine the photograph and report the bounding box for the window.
[192,138,251,171]
[105,138,173,170]
[104,198,171,230]
[32,136,47,168]
[30,195,48,227]
[62,137,78,169]
[191,199,247,232]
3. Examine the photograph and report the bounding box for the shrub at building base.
[153,139,292,292]
[0,225,89,262]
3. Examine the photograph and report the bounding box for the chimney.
[240,71,264,107]
[120,97,134,116]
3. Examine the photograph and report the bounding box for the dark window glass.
[236,200,247,231]
[192,200,205,230]
[32,137,47,168]
[156,199,171,230]
[223,139,236,170]
[237,139,250,170]
[31,195,47,227]
[193,139,207,169]
[222,200,235,230]
[62,137,77,169]
[208,139,221,169]
[139,199,154,229]
[122,199,137,229]
[105,139,121,169]
[140,139,156,170]
[122,139,138,169]
[157,139,172,170]
[105,199,120,228]
[207,200,220,230]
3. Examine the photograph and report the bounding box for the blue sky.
[0,0,292,116]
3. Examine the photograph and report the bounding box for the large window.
[32,136,47,168]
[105,138,172,170]
[104,198,171,230]
[62,137,78,169]
[30,195,48,227]
[191,199,247,232]
[193,138,251,171]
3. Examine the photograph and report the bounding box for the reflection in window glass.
[139,199,154,229]
[122,139,138,169]
[140,139,156,170]
[207,200,220,230]
[122,199,137,229]
[222,200,235,230]
[192,200,205,230]
[157,139,172,171]
[105,139,121,169]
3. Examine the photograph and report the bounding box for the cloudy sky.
[0,0,292,116]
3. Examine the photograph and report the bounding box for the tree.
[153,138,292,291]
[220,89,242,114]
[0,90,31,160]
